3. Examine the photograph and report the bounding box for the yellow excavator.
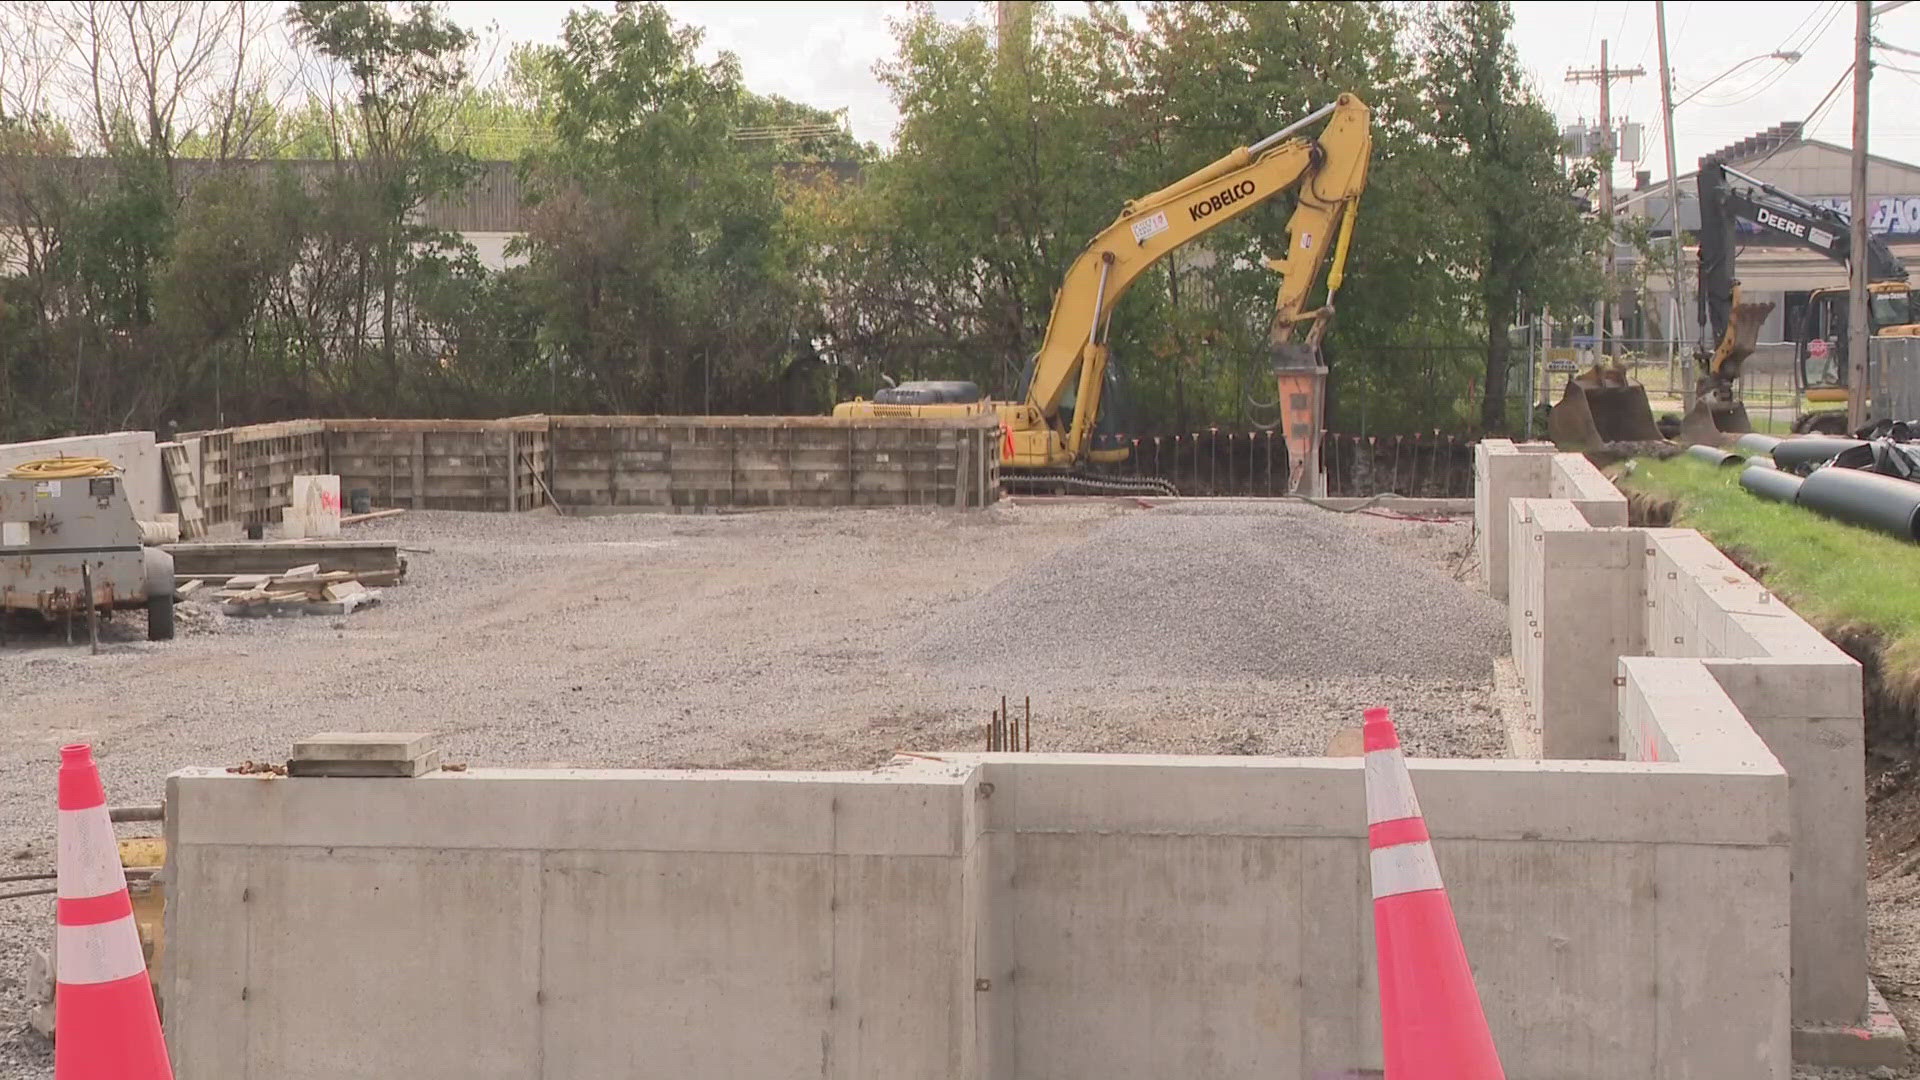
[834,94,1373,494]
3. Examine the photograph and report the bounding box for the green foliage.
[514,1,816,413]
[1419,1,1601,431]
[0,0,1602,442]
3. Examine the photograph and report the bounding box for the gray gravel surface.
[910,502,1504,686]
[0,499,1505,1075]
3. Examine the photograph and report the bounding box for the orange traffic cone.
[54,744,172,1080]
[1363,707,1504,1078]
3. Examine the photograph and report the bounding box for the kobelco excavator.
[833,94,1373,495]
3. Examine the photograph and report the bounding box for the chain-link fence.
[1517,338,1810,436]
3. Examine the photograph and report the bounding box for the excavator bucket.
[1678,395,1752,445]
[1678,300,1771,445]
[1547,363,1663,449]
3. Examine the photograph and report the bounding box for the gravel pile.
[908,502,1506,688]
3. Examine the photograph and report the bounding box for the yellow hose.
[6,456,120,480]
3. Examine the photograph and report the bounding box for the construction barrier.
[55,743,172,1079]
[1364,706,1505,1078]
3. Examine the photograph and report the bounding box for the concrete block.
[1704,660,1867,1025]
[1477,442,1555,599]
[1446,840,1657,1074]
[1791,979,1908,1067]
[291,732,436,762]
[1654,843,1792,1078]
[282,474,341,538]
[169,768,972,857]
[537,850,838,1078]
[1549,452,1629,526]
[1008,832,1306,1078]
[246,848,542,1079]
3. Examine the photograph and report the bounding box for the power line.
[1751,62,1854,168]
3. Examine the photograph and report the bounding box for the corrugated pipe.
[1797,467,1920,540]
[1740,463,1803,504]
[1734,433,1783,456]
[1685,444,1745,468]
[1771,436,1868,473]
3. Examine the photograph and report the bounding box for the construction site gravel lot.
[0,498,1504,1073]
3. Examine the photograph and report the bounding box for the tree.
[516,1,819,413]
[289,0,476,400]
[1420,1,1599,432]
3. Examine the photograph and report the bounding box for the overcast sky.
[450,1,1920,189]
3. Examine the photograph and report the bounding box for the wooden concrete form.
[325,418,551,513]
[548,415,1000,511]
[168,414,1000,518]
[190,420,329,529]
[163,540,404,579]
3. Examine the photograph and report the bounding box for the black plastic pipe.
[1745,455,1777,470]
[1685,444,1744,468]
[1740,463,1802,503]
[1734,433,1783,456]
[1770,436,1868,472]
[1797,467,1920,540]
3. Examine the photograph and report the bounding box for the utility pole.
[1568,41,1646,363]
[1655,2,1690,404]
[1849,0,1873,432]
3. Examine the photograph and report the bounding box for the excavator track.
[1001,469,1180,498]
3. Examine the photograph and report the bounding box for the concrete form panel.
[241,847,542,1080]
[1445,840,1658,1078]
[1654,844,1793,1079]
[1008,832,1305,1079]
[537,851,834,1078]
[830,854,974,1079]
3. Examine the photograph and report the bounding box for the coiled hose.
[5,456,119,480]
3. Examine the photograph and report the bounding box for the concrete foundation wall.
[0,431,161,519]
[1481,454,1868,1028]
[165,743,1790,1080]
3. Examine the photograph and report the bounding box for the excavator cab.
[1547,358,1664,449]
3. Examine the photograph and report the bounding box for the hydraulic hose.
[6,456,119,480]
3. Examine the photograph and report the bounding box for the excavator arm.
[1697,160,1908,382]
[1013,94,1372,468]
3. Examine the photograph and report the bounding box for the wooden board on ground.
[162,540,406,580]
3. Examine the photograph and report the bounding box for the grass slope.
[1621,455,1920,694]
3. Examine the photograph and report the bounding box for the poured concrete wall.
[164,739,1790,1080]
[1483,459,1868,1028]
[0,431,161,519]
